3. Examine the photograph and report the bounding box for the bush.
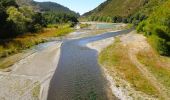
[136,21,146,32]
[33,24,42,32]
[136,0,170,56]
[149,35,169,56]
[55,27,73,37]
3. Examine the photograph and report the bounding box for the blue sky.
[34,0,106,15]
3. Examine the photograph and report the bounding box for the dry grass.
[0,27,73,69]
[137,50,170,93]
[32,82,41,98]
[99,38,159,96]
[0,60,14,69]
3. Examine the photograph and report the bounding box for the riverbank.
[0,27,73,69]
[97,31,170,99]
[46,30,127,100]
[0,41,62,100]
[0,23,132,99]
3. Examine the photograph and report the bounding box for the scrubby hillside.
[84,0,167,21]
[137,0,170,55]
[84,0,146,17]
[84,0,170,55]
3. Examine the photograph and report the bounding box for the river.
[47,25,132,100]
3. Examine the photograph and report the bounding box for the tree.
[0,4,7,27]
[7,6,33,33]
[106,17,112,22]
[28,12,46,32]
[0,0,18,38]
[43,12,78,25]
[93,16,99,21]
[0,0,17,8]
[116,16,122,23]
[112,16,117,23]
[122,18,128,23]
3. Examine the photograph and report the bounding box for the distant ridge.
[16,0,79,15]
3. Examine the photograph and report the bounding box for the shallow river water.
[47,28,132,100]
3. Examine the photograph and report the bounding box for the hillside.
[137,0,170,55]
[16,0,79,15]
[84,0,167,18]
[84,0,146,17]
[84,0,170,55]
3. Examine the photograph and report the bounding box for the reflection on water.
[48,39,115,100]
[96,23,121,29]
[47,29,132,100]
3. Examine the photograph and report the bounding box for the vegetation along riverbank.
[0,0,78,61]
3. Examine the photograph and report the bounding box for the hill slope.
[16,0,78,15]
[84,0,146,17]
[84,0,167,18]
[84,0,170,55]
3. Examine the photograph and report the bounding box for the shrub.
[137,0,170,56]
[149,35,169,56]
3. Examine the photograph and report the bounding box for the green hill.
[16,0,79,15]
[84,0,167,18]
[137,0,170,55]
[83,0,170,55]
[84,0,146,17]
[85,0,170,55]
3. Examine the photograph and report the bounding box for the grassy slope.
[84,0,168,18]
[137,50,170,94]
[136,0,168,16]
[84,0,145,17]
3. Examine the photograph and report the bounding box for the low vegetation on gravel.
[32,82,41,99]
[80,23,90,29]
[137,49,170,95]
[0,26,73,65]
[99,38,159,96]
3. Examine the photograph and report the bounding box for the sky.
[34,0,106,15]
